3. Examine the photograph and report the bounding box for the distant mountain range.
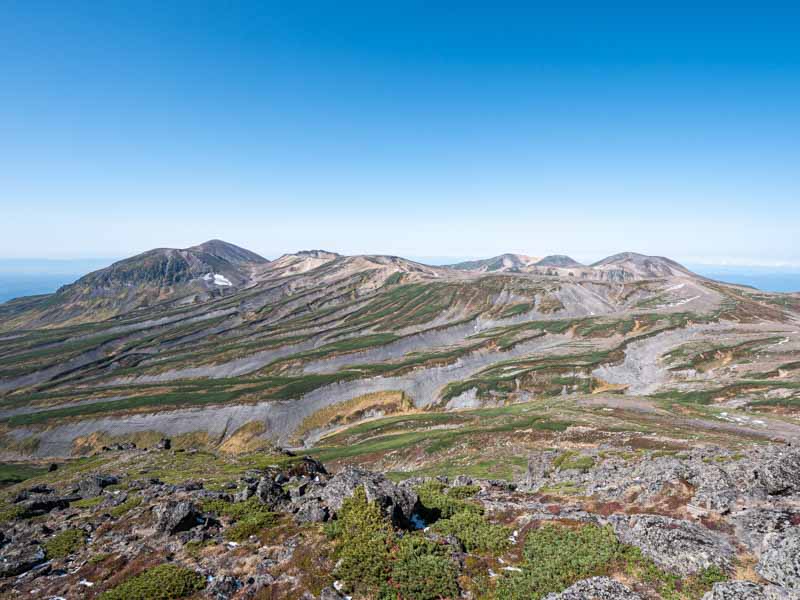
[1,238,799,463]
[1,241,705,330]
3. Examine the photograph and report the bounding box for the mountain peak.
[186,240,268,264]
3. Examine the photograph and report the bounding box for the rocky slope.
[0,241,798,460]
[1,440,799,599]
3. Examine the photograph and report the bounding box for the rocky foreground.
[1,442,799,599]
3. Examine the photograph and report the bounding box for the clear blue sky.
[2,2,799,265]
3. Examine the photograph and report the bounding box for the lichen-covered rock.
[609,513,733,575]
[757,449,800,496]
[0,541,45,578]
[77,474,118,498]
[757,529,800,588]
[153,500,200,534]
[319,466,418,526]
[732,508,796,553]
[702,581,800,600]
[255,477,289,510]
[293,498,329,523]
[543,576,642,599]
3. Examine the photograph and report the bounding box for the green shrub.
[415,481,482,521]
[44,529,86,559]
[201,497,278,541]
[620,545,727,600]
[433,510,510,555]
[552,451,595,472]
[98,563,205,600]
[71,496,104,509]
[446,484,481,499]
[497,523,618,599]
[109,494,141,518]
[0,502,24,524]
[330,486,393,596]
[225,512,278,541]
[386,534,460,599]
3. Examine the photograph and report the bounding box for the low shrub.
[415,481,482,521]
[109,494,141,518]
[497,523,618,599]
[44,528,86,559]
[446,484,481,499]
[98,563,205,600]
[387,534,460,599]
[433,510,510,555]
[329,486,393,595]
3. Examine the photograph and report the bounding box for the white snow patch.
[203,273,233,287]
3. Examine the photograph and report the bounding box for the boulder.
[757,529,800,588]
[609,514,733,575]
[0,541,46,578]
[19,495,70,517]
[319,467,418,527]
[702,581,800,600]
[156,438,172,450]
[732,509,796,553]
[78,474,118,498]
[153,500,201,534]
[293,498,329,524]
[255,478,289,510]
[543,576,642,599]
[758,449,800,495]
[451,474,473,487]
[288,456,327,479]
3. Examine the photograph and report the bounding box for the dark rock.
[156,438,172,450]
[182,480,204,492]
[757,529,800,588]
[319,587,346,600]
[758,450,800,496]
[543,576,642,599]
[48,463,58,472]
[0,542,46,578]
[451,474,473,487]
[19,495,69,516]
[78,474,118,498]
[256,478,289,510]
[207,574,241,599]
[609,513,734,575]
[288,456,328,479]
[319,466,418,527]
[293,498,329,523]
[154,500,201,534]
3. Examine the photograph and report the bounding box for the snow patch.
[203,273,233,287]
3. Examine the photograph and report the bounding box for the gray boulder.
[702,581,800,600]
[609,514,733,575]
[153,500,200,534]
[732,509,795,553]
[757,529,800,588]
[319,467,418,526]
[293,498,329,523]
[543,576,642,599]
[78,474,118,498]
[758,449,800,496]
[0,541,46,578]
[256,477,289,510]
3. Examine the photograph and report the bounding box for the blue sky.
[1,2,799,265]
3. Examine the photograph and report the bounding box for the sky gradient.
[1,2,799,265]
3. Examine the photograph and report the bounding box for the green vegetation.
[415,480,482,520]
[109,494,142,518]
[0,462,48,486]
[71,496,105,509]
[326,485,479,599]
[433,510,510,554]
[98,563,206,600]
[44,529,86,559]
[553,450,595,472]
[497,523,727,600]
[201,497,278,542]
